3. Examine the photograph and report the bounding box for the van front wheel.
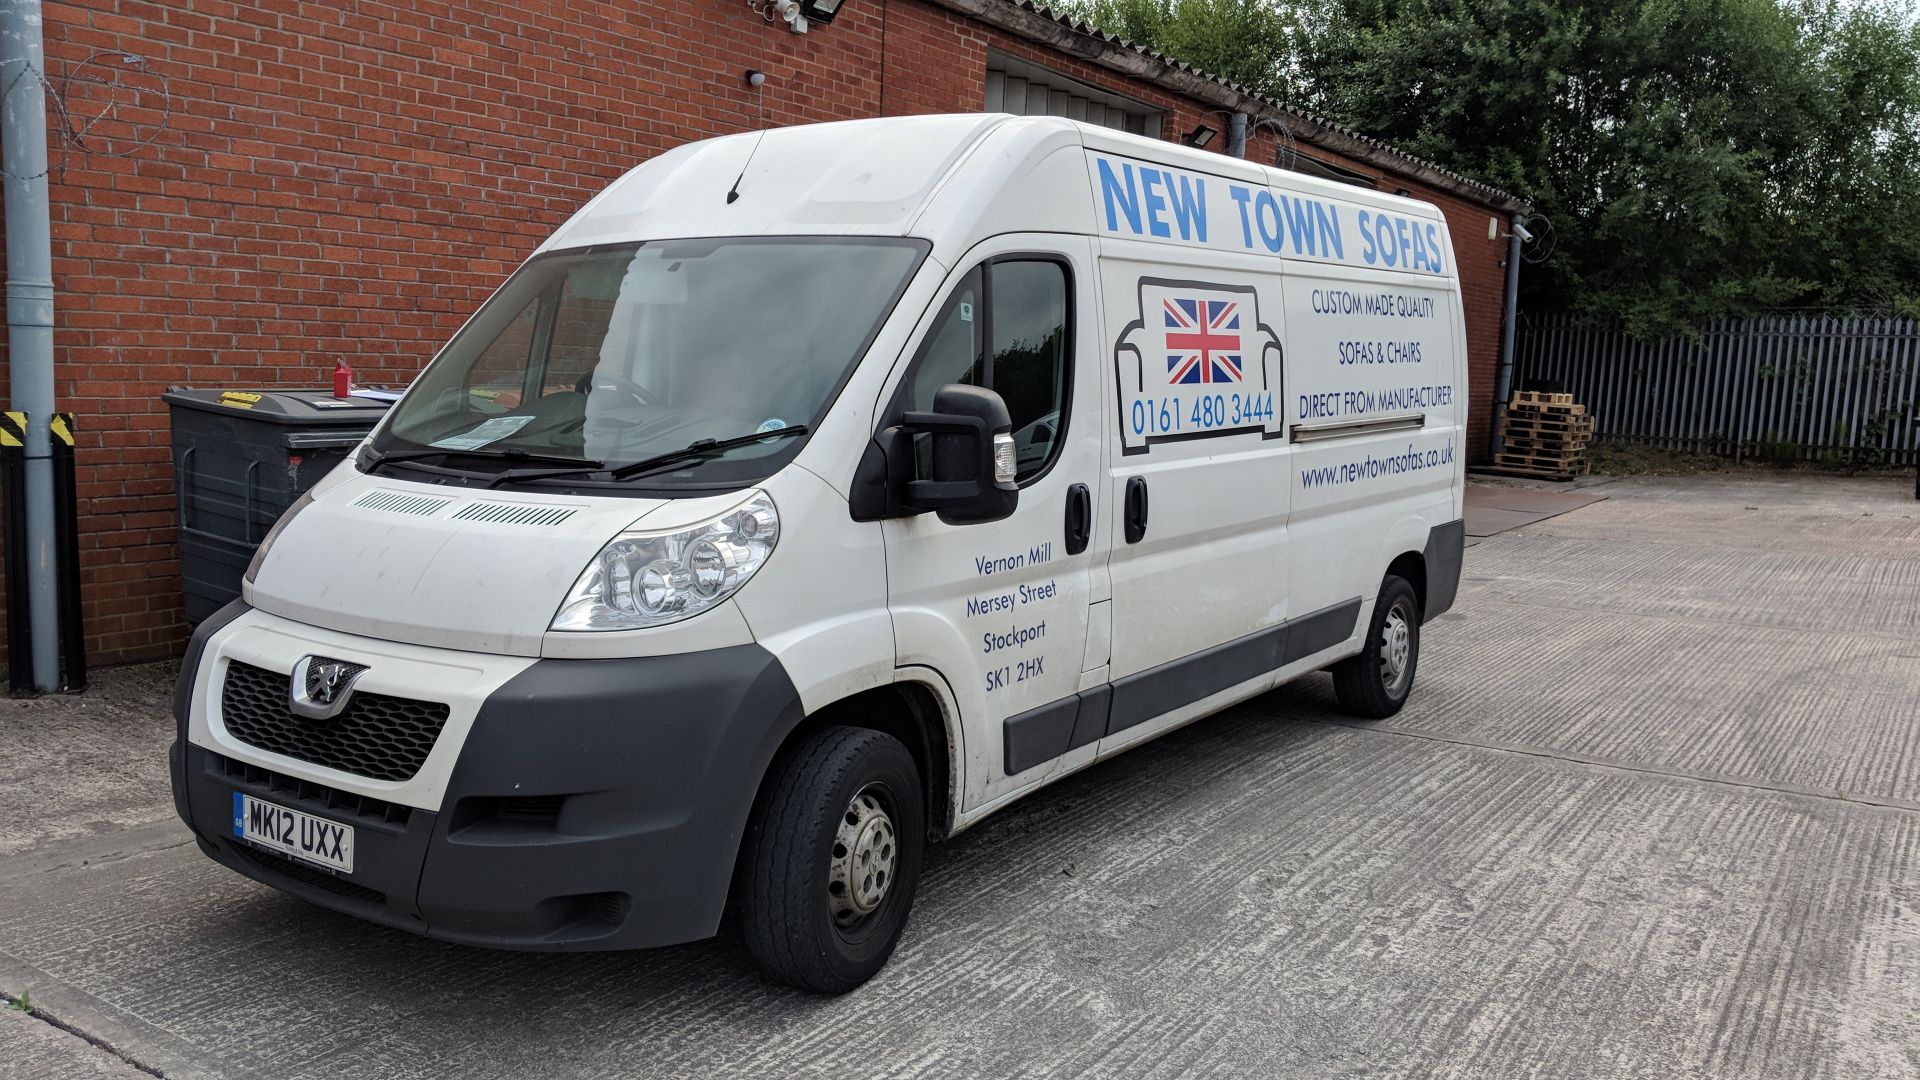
[1331,575,1421,719]
[740,726,925,993]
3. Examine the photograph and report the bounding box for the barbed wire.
[0,51,170,180]
[1249,115,1299,170]
[1520,211,1557,265]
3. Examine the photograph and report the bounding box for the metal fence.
[1514,313,1920,465]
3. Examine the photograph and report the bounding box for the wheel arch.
[1385,549,1428,617]
[749,675,960,844]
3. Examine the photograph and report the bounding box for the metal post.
[1,0,60,691]
[1490,215,1524,457]
[1226,112,1247,159]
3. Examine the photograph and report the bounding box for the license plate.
[231,792,355,874]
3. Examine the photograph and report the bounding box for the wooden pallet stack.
[1495,391,1595,479]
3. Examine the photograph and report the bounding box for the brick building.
[10,0,1527,665]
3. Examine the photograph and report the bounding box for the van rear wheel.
[1331,575,1421,719]
[740,726,924,993]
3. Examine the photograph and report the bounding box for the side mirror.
[849,384,1019,525]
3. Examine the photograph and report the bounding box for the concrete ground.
[1,472,1916,1079]
[1461,482,1607,543]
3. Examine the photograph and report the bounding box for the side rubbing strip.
[1107,595,1365,736]
[1003,685,1116,776]
[1280,598,1363,664]
[1003,697,1081,776]
[1068,685,1111,752]
[999,596,1364,774]
[1107,623,1288,735]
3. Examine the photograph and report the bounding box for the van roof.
[539,114,1446,257]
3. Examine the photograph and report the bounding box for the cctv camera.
[774,0,808,30]
[1511,220,1535,243]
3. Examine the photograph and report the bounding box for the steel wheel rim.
[1380,601,1414,695]
[827,783,898,928]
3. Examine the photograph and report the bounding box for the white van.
[170,115,1466,992]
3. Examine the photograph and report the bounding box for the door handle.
[1124,476,1148,544]
[1064,483,1091,555]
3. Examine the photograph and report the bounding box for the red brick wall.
[5,0,1511,664]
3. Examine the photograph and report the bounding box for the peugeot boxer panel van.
[171,115,1467,992]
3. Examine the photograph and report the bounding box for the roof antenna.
[726,131,768,205]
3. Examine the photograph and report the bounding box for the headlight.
[244,488,317,585]
[551,491,779,631]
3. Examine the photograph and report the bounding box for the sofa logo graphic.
[1116,278,1282,453]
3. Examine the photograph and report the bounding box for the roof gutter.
[933,0,1533,215]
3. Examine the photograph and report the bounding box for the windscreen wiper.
[609,425,809,480]
[490,426,809,487]
[368,446,601,468]
[364,446,604,485]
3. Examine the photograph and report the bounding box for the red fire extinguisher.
[333,359,352,399]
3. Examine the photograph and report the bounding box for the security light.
[1183,124,1218,149]
[799,0,845,23]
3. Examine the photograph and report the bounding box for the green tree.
[1073,0,1297,96]
[1062,0,1920,336]
[1766,2,1920,316]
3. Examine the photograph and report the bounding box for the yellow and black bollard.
[1,410,29,695]
[1,410,85,694]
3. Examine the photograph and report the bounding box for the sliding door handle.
[1124,476,1148,544]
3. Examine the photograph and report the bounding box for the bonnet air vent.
[451,502,578,527]
[353,490,455,516]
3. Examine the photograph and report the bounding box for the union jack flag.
[1163,297,1243,385]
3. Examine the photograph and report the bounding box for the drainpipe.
[1489,213,1523,459]
[2,0,61,692]
[1226,112,1247,159]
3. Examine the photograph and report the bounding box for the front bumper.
[171,601,807,950]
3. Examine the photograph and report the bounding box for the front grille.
[220,660,450,782]
[230,841,386,907]
[206,751,412,828]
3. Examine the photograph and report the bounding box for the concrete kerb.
[0,953,223,1080]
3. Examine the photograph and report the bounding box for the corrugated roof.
[930,0,1532,213]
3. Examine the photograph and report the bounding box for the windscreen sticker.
[1115,278,1284,454]
[430,415,533,450]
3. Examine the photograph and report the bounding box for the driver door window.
[896,258,1071,484]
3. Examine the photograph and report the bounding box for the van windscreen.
[370,237,926,489]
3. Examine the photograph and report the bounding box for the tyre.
[739,726,925,993]
[1331,575,1421,719]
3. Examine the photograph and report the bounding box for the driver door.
[879,236,1111,814]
